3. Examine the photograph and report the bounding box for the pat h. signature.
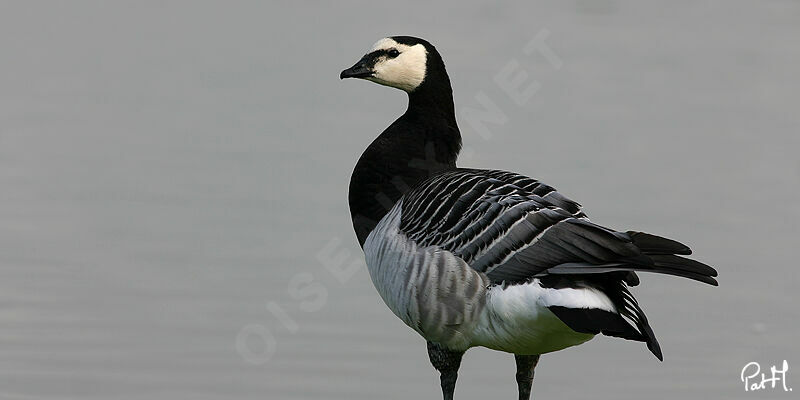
[741,360,792,392]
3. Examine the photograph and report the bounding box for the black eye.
[387,49,400,58]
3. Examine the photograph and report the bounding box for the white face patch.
[365,38,427,92]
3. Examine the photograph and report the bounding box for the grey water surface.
[1,1,798,399]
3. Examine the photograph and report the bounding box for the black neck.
[348,75,461,246]
[406,75,457,123]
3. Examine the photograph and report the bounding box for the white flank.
[363,201,486,351]
[364,202,615,355]
[363,205,416,327]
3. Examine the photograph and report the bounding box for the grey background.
[1,1,798,399]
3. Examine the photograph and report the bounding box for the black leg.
[427,341,464,400]
[514,354,540,400]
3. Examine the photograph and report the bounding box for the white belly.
[470,279,611,354]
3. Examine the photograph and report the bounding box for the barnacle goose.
[341,36,717,400]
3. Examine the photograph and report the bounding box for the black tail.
[546,231,719,286]
[544,231,718,361]
[626,231,718,286]
[546,277,664,361]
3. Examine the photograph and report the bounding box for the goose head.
[340,36,443,93]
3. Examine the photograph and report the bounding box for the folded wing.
[400,168,717,286]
